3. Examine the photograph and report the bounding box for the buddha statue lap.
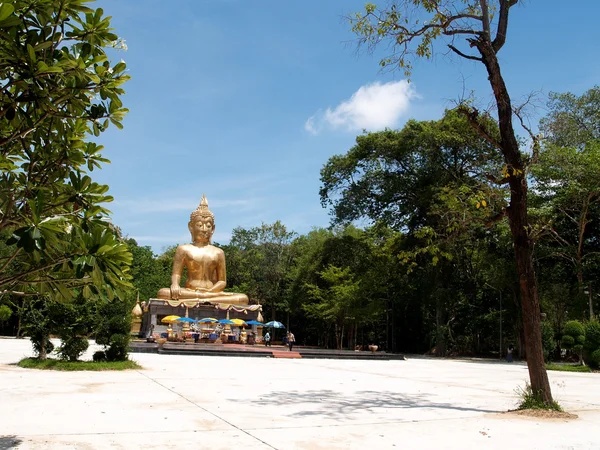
[156,195,249,305]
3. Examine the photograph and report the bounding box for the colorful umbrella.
[175,317,196,323]
[264,320,285,329]
[198,318,218,323]
[161,315,181,323]
[218,319,235,325]
[245,320,264,326]
[230,318,246,326]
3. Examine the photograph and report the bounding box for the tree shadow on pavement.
[0,436,22,450]
[241,389,498,419]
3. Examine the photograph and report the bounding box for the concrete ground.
[1,338,598,450]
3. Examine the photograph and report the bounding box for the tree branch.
[484,208,507,228]
[457,106,502,150]
[448,44,482,61]
[492,0,518,52]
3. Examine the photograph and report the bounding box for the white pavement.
[0,338,598,450]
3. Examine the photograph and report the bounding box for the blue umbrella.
[176,317,196,323]
[264,320,285,328]
[218,319,235,325]
[245,320,264,326]
[198,317,218,323]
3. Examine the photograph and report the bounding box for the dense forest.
[6,91,597,363]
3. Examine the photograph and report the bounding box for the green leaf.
[0,15,21,27]
[0,3,14,21]
[27,44,37,62]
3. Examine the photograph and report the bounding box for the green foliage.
[0,0,132,302]
[516,383,563,411]
[0,304,12,322]
[585,320,600,368]
[94,297,133,361]
[21,298,54,358]
[590,349,600,368]
[92,351,107,362]
[585,320,600,351]
[562,320,586,364]
[540,86,600,148]
[126,239,170,301]
[17,357,141,371]
[226,221,297,318]
[320,110,501,231]
[563,320,585,345]
[545,363,592,373]
[56,336,89,362]
[50,295,93,361]
[540,321,555,362]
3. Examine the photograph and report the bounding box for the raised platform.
[129,341,406,361]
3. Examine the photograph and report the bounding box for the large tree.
[0,0,131,302]
[345,0,553,403]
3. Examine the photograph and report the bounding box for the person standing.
[264,331,271,347]
[506,344,514,363]
[287,331,295,352]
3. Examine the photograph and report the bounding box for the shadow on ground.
[0,436,22,450]
[237,389,498,419]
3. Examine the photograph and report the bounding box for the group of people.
[264,331,296,351]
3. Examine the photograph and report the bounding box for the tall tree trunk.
[477,39,553,404]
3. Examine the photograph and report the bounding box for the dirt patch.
[502,409,578,420]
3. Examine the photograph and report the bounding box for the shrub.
[584,320,600,350]
[561,320,585,364]
[105,334,129,362]
[56,336,89,362]
[584,320,600,368]
[590,349,600,368]
[21,299,54,359]
[540,321,555,362]
[93,351,107,362]
[51,297,92,362]
[0,304,12,322]
[94,298,133,362]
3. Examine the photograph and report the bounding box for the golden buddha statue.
[156,195,249,305]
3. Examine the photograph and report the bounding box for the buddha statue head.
[189,194,215,244]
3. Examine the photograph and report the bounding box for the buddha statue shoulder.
[156,195,248,305]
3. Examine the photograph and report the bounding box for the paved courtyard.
[1,338,598,449]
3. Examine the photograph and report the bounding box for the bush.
[561,320,586,365]
[563,320,585,340]
[94,298,133,362]
[590,349,600,368]
[93,351,107,362]
[584,320,600,350]
[584,320,600,369]
[0,304,12,322]
[56,336,89,362]
[540,321,555,362]
[105,334,129,362]
[21,299,54,359]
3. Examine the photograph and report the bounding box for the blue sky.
[92,0,600,254]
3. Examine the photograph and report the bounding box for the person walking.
[264,331,271,347]
[287,331,295,352]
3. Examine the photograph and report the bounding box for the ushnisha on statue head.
[188,194,215,244]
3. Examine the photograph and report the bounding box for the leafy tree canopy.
[0,0,132,301]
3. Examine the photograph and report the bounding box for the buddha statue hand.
[170,284,181,300]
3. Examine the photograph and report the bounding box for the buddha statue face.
[188,194,215,244]
[189,215,214,243]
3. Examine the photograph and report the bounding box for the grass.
[515,383,563,411]
[546,363,592,373]
[17,357,142,371]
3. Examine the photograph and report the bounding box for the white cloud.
[305,80,418,134]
